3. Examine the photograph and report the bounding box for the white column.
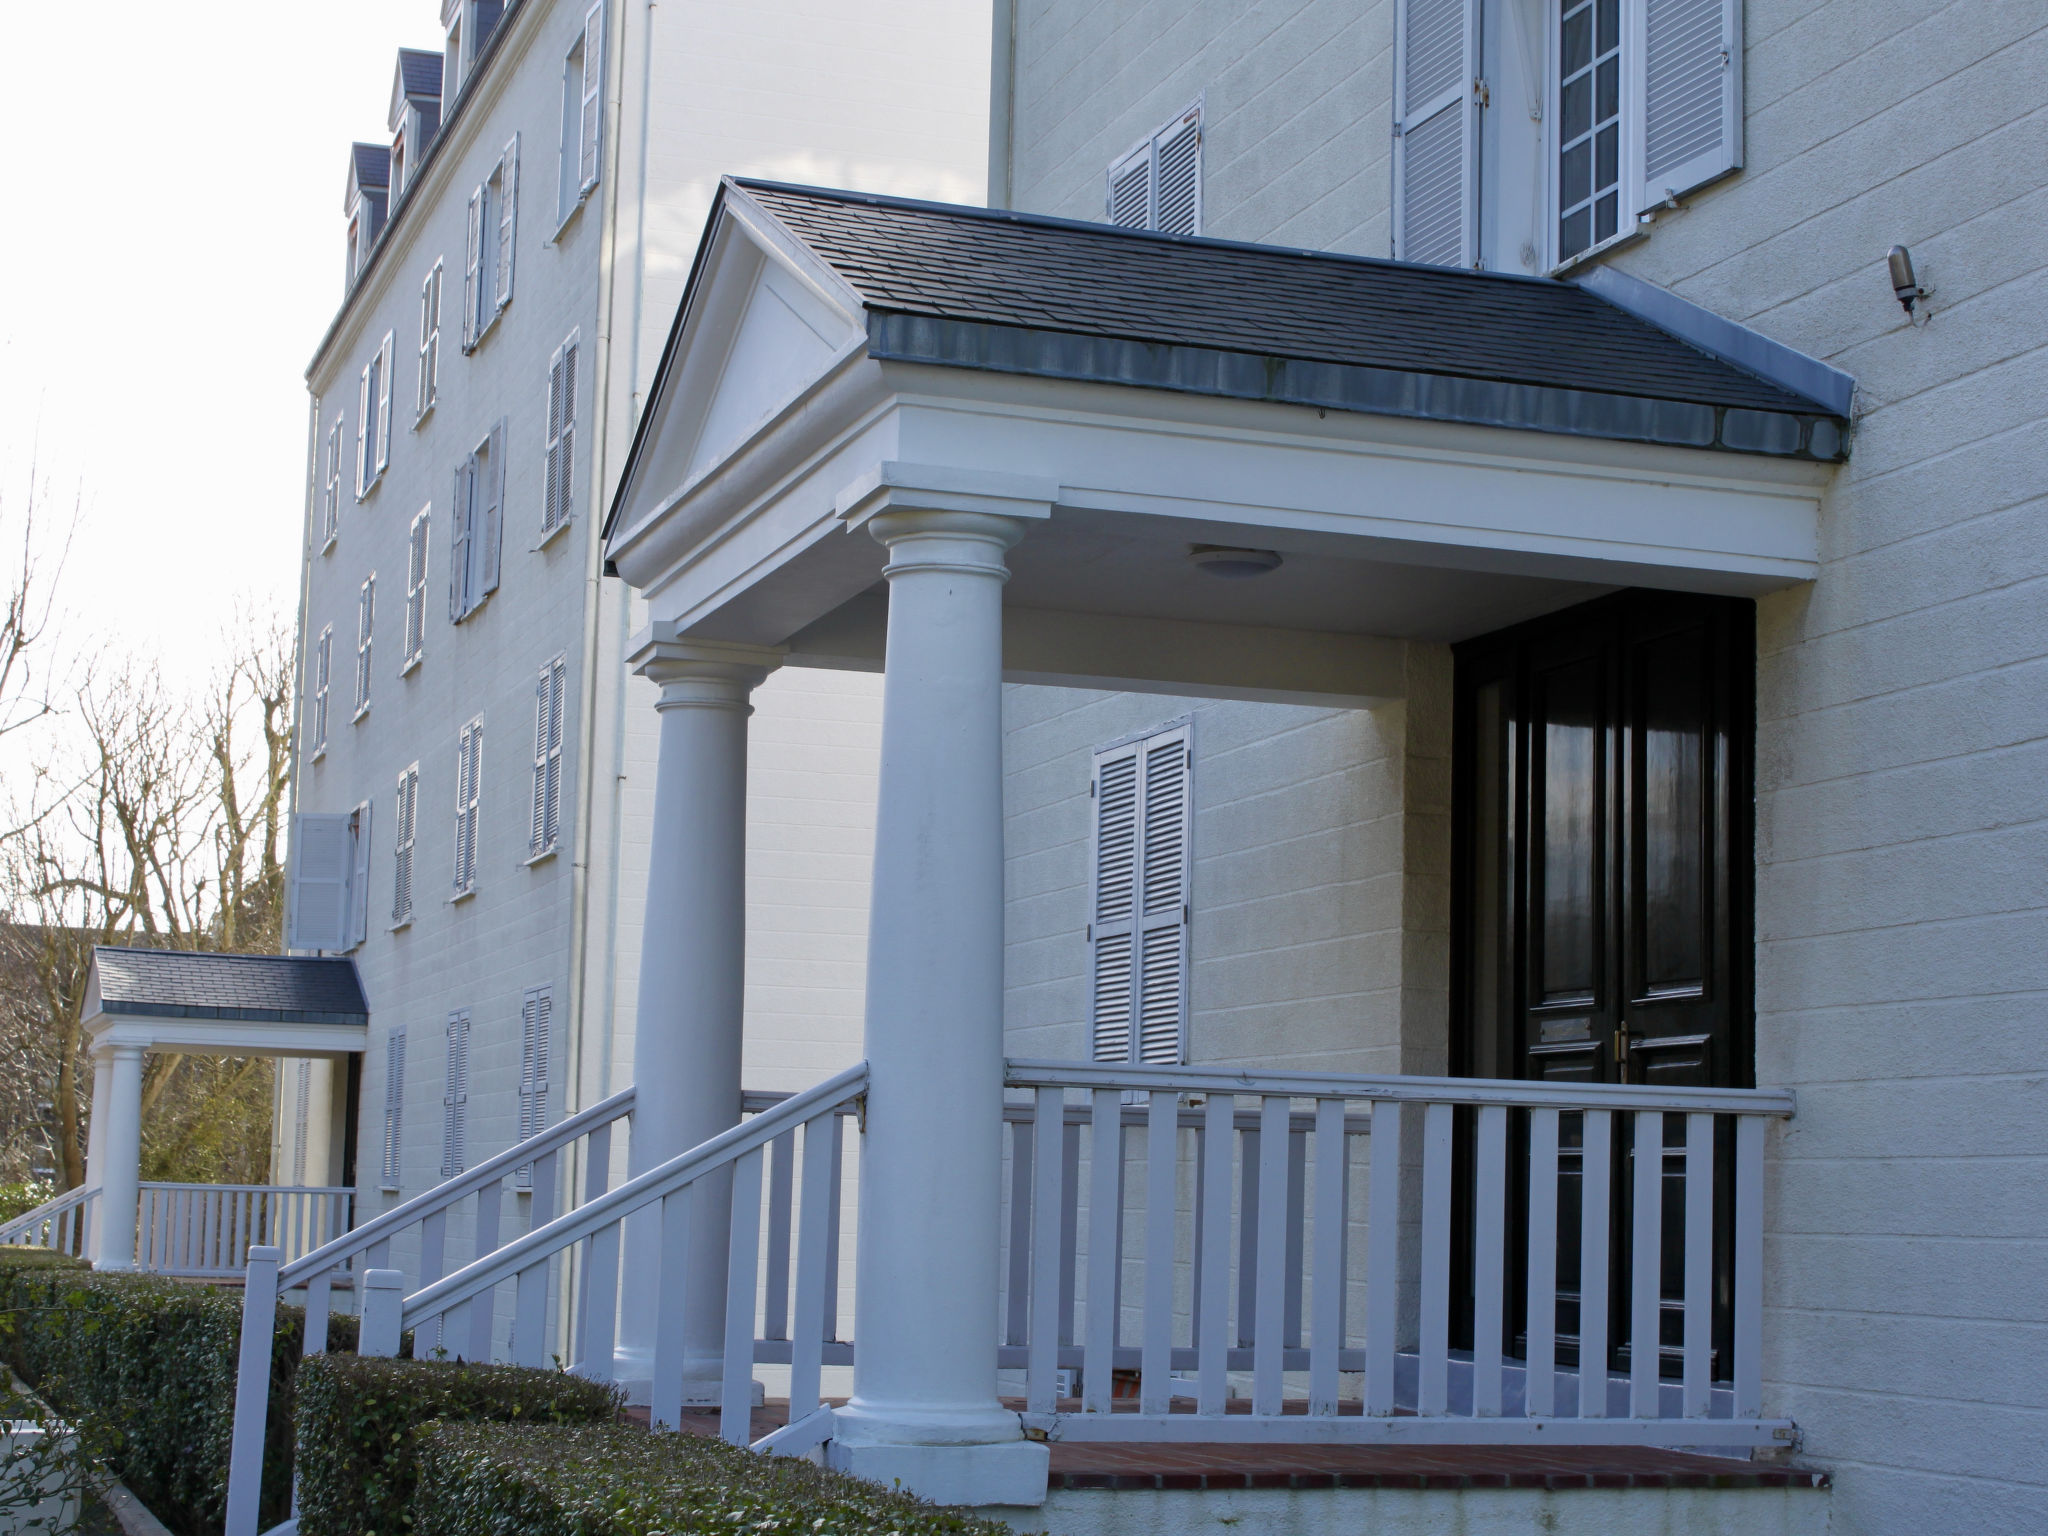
[92,1041,146,1271]
[612,633,780,1403]
[829,500,1049,1506]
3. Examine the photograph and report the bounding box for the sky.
[0,1,445,692]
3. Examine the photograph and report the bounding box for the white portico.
[593,179,1846,1507]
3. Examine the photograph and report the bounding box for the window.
[381,1028,406,1190]
[529,655,566,858]
[452,714,483,896]
[321,415,343,551]
[311,626,332,756]
[1087,721,1191,1067]
[541,337,578,537]
[441,1010,471,1178]
[286,802,372,952]
[404,508,430,670]
[1106,102,1202,236]
[416,262,443,420]
[449,420,506,621]
[1391,0,1741,272]
[356,333,394,497]
[393,763,419,926]
[354,575,375,719]
[462,137,518,349]
[557,6,605,225]
[515,984,553,1189]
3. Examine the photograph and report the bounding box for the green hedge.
[412,1422,1013,1536]
[0,1246,353,1536]
[295,1355,622,1536]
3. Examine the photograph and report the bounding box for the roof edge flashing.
[1570,266,1855,420]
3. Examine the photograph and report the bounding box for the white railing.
[136,1184,353,1277]
[223,1085,639,1536]
[999,1060,1796,1449]
[0,1185,97,1258]
[361,1063,865,1457]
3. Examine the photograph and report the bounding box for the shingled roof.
[730,180,1847,462]
[91,948,368,1025]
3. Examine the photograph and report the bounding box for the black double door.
[1449,589,1754,1379]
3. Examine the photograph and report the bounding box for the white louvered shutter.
[528,656,565,855]
[291,1062,311,1184]
[1088,746,1138,1063]
[355,575,374,714]
[355,363,373,496]
[1154,107,1202,236]
[417,266,439,415]
[288,811,354,952]
[479,420,506,597]
[323,419,342,544]
[1639,0,1741,208]
[1135,731,1191,1065]
[578,5,604,191]
[516,986,552,1188]
[449,460,473,621]
[442,1012,470,1177]
[312,628,332,751]
[348,799,374,949]
[406,510,428,664]
[494,137,518,310]
[463,186,484,347]
[543,345,566,535]
[393,765,418,923]
[382,1029,406,1188]
[374,334,394,472]
[1393,0,1480,266]
[453,719,482,894]
[1106,145,1151,229]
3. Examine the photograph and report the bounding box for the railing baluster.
[649,1184,693,1430]
[721,1149,765,1445]
[1059,1119,1082,1353]
[1683,1112,1714,1417]
[789,1112,835,1419]
[1578,1109,1612,1418]
[1733,1114,1765,1419]
[1235,1124,1259,1348]
[469,1177,504,1362]
[304,1270,333,1356]
[420,1209,448,1357]
[1419,1102,1454,1417]
[1474,1103,1508,1417]
[224,1246,282,1536]
[1140,1089,1177,1415]
[763,1130,794,1341]
[361,1269,404,1358]
[1526,1107,1560,1418]
[574,1122,617,1380]
[1082,1089,1120,1414]
[1308,1097,1346,1416]
[1005,1115,1032,1349]
[532,1148,560,1232]
[1197,1093,1233,1415]
[513,1257,549,1369]
[822,1113,845,1343]
[1284,1124,1307,1350]
[1027,1087,1064,1413]
[1253,1095,1290,1415]
[1364,1099,1402,1416]
[1631,1110,1664,1420]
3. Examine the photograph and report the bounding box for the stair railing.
[0,1185,97,1258]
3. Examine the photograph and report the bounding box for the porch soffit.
[603,182,1837,684]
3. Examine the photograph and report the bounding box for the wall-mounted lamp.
[1189,544,1283,579]
[1887,245,1930,314]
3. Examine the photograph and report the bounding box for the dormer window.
[344,143,391,288]
[389,49,445,202]
[441,0,505,98]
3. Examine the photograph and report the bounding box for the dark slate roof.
[733,180,1847,461]
[397,48,443,100]
[351,142,391,191]
[92,948,369,1025]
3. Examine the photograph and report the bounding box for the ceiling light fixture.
[1189,544,1283,579]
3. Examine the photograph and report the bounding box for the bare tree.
[0,470,73,749]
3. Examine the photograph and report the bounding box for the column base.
[826,1439,1049,1509]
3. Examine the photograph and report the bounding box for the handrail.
[139,1181,355,1195]
[1006,1059,1797,1116]
[0,1184,95,1244]
[277,1084,636,1286]
[400,1063,867,1329]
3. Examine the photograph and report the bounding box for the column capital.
[627,625,785,710]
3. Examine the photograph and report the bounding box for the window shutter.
[417,268,436,415]
[355,363,372,497]
[1136,732,1191,1065]
[406,510,429,664]
[288,811,355,952]
[529,656,565,855]
[1088,748,1138,1063]
[479,419,506,597]
[442,1011,470,1178]
[1106,145,1151,229]
[375,334,394,472]
[292,1062,311,1184]
[494,136,518,310]
[454,719,482,894]
[543,345,565,535]
[1393,0,1480,266]
[463,186,484,348]
[1639,0,1741,207]
[1154,108,1202,236]
[323,419,342,545]
[355,575,375,714]
[393,765,418,923]
[449,462,473,621]
[313,628,332,752]
[579,6,604,191]
[516,985,553,1187]
[348,799,374,949]
[382,1028,406,1188]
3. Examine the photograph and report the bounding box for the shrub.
[0,1246,354,1536]
[0,1184,57,1225]
[412,1421,1014,1536]
[295,1355,622,1536]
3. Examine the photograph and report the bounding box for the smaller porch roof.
[83,947,369,1059]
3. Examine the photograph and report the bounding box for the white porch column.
[830,497,1050,1506]
[82,1051,114,1261]
[612,632,781,1403]
[92,1042,146,1272]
